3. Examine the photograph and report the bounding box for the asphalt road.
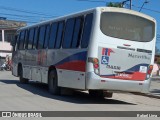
[0,71,160,119]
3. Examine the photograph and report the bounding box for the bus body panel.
[86,71,151,93]
[47,49,87,89]
[23,65,32,80]
[57,69,86,89]
[12,50,26,76]
[12,62,18,76]
[85,7,156,93]
[98,46,151,80]
[12,51,19,76]
[22,48,88,87]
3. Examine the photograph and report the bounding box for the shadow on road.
[0,79,136,105]
[151,78,160,83]
[150,89,160,95]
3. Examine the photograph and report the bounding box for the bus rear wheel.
[19,66,29,84]
[48,70,60,95]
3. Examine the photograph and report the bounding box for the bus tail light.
[88,57,100,75]
[147,65,153,75]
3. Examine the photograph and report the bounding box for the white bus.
[12,7,156,97]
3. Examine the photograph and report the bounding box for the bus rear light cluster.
[89,58,100,75]
[147,65,153,75]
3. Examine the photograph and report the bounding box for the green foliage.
[107,2,123,8]
[156,57,160,64]
[155,47,160,55]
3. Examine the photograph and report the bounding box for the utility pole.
[130,0,132,10]
[122,0,132,9]
[139,0,149,12]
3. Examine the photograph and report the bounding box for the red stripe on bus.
[56,60,86,72]
[101,72,146,81]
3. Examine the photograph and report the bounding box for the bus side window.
[55,21,65,49]
[14,34,18,51]
[63,18,75,48]
[38,25,46,49]
[81,13,93,48]
[44,24,50,49]
[17,32,21,50]
[71,16,84,48]
[19,30,25,50]
[24,30,29,49]
[32,27,38,49]
[49,22,58,49]
[28,28,35,49]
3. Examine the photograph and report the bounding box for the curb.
[131,92,160,99]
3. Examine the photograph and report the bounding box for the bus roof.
[101,7,155,22]
[18,7,156,31]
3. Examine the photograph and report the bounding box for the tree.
[155,46,160,55]
[155,47,160,64]
[107,2,123,8]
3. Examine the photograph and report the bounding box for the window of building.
[38,25,46,49]
[4,30,16,43]
[63,18,75,48]
[0,30,2,41]
[49,22,58,49]
[71,16,84,48]
[55,21,64,49]
[44,24,50,49]
[81,13,93,48]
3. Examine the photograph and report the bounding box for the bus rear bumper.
[86,72,151,93]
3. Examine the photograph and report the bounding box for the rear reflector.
[101,80,106,82]
[123,44,131,47]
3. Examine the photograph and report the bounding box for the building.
[0,17,26,65]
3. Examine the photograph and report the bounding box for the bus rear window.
[100,12,155,42]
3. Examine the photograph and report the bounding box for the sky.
[0,0,159,48]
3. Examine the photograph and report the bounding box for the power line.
[80,0,160,14]
[75,0,133,9]
[1,16,40,23]
[139,0,149,12]
[74,0,160,16]
[0,12,52,19]
[5,17,40,22]
[0,5,59,24]
[4,17,38,24]
[0,14,47,23]
[0,5,58,17]
[131,4,160,14]
[75,0,106,3]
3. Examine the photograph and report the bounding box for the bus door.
[38,49,48,83]
[37,25,50,83]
